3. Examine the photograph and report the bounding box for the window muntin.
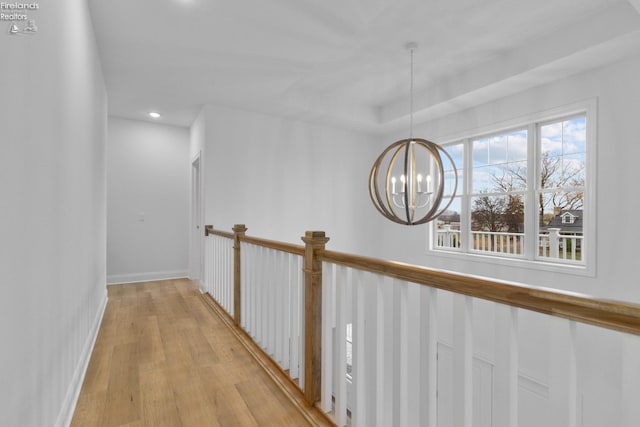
[537,116,585,262]
[472,130,528,193]
[434,112,589,268]
[468,129,527,257]
[438,143,464,249]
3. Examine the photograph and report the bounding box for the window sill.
[427,247,594,278]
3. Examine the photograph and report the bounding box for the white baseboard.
[54,288,108,427]
[107,270,189,285]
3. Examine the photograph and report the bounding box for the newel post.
[233,224,247,326]
[302,230,330,405]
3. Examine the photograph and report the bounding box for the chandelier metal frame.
[368,42,458,225]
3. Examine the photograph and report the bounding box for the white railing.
[241,242,305,386]
[320,265,436,426]
[319,252,640,427]
[204,225,640,427]
[436,225,461,248]
[204,227,307,389]
[538,228,583,261]
[472,231,524,255]
[204,232,234,315]
[436,227,583,261]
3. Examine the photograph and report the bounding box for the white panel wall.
[0,0,107,426]
[107,117,190,284]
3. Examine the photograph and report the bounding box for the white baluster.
[214,236,218,299]
[494,304,519,427]
[280,251,288,368]
[422,286,438,427]
[274,250,283,365]
[251,244,258,339]
[217,237,221,300]
[280,252,290,371]
[321,262,334,412]
[297,257,305,390]
[267,248,275,355]
[622,334,640,427]
[453,294,473,427]
[288,254,298,379]
[400,281,421,427]
[205,237,210,294]
[376,277,400,427]
[218,238,223,308]
[224,239,229,312]
[334,265,348,426]
[245,244,252,334]
[351,269,366,427]
[220,237,224,308]
[261,248,268,349]
[218,240,229,311]
[272,249,279,355]
[256,246,264,345]
[271,249,277,357]
[362,272,378,425]
[214,237,219,300]
[228,239,233,313]
[549,317,577,427]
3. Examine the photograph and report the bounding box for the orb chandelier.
[369,43,458,225]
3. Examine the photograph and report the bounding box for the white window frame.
[428,99,597,277]
[561,213,575,224]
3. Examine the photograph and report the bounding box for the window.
[432,105,593,272]
[562,213,576,224]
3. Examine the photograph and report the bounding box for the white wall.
[375,53,640,303]
[107,117,190,284]
[194,54,640,301]
[373,53,640,425]
[0,1,107,426]
[192,54,640,426]
[193,104,384,255]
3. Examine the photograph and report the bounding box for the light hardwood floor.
[71,279,316,426]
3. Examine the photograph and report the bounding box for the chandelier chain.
[409,47,414,142]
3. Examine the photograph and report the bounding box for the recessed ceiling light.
[149,112,161,119]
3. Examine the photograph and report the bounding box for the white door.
[191,156,203,284]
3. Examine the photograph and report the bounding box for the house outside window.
[432,102,595,274]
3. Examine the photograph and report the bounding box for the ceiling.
[88,0,640,132]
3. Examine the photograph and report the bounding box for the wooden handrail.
[204,225,234,239]
[321,249,640,336]
[205,225,640,336]
[204,222,640,419]
[239,235,306,256]
[206,226,305,255]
